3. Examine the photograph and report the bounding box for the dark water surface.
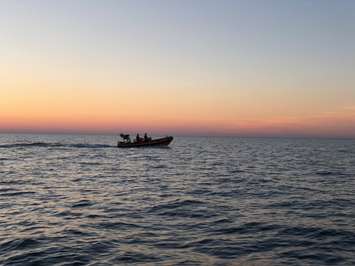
[0,134,354,265]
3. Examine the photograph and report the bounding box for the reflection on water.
[0,134,355,265]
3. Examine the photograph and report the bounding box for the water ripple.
[0,134,354,265]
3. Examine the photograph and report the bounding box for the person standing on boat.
[136,133,140,143]
[144,133,148,142]
[120,133,131,143]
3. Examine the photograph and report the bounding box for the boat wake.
[0,142,114,149]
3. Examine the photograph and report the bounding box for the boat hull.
[117,136,173,148]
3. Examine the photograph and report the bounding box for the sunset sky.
[1,0,355,137]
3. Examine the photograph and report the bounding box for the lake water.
[0,134,354,265]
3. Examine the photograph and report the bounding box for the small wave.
[0,238,40,253]
[0,142,114,149]
[79,161,102,166]
[315,170,350,177]
[2,247,91,266]
[95,221,143,230]
[112,251,160,264]
[147,199,214,219]
[149,199,205,213]
[0,142,53,148]
[337,149,351,153]
[316,171,335,176]
[213,222,282,235]
[71,200,95,208]
[0,187,15,193]
[63,228,96,237]
[152,164,167,169]
[69,143,113,148]
[0,191,36,197]
[229,169,245,174]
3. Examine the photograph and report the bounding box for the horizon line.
[0,130,354,140]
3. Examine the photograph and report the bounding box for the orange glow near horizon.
[1,98,355,137]
[2,70,355,138]
[1,68,355,137]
